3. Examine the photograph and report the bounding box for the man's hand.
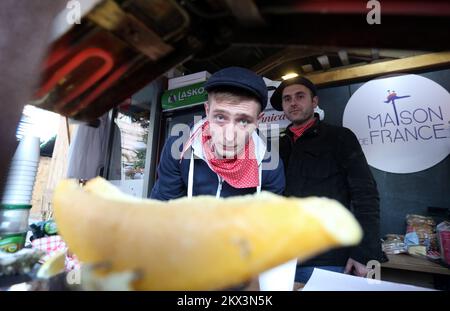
[344,258,368,277]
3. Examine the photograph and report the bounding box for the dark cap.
[204,66,268,110]
[270,76,317,111]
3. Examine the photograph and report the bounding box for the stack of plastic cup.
[0,136,40,252]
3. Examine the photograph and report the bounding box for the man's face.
[205,95,262,159]
[281,84,318,126]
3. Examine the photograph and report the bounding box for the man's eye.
[283,97,291,103]
[214,115,224,121]
[295,94,304,100]
[239,119,249,126]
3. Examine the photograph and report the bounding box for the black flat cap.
[270,76,317,111]
[204,66,268,110]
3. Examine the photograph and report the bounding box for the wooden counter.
[380,253,450,289]
[382,253,450,276]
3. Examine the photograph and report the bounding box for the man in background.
[270,76,382,283]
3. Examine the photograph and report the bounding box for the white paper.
[302,268,435,291]
[258,258,297,291]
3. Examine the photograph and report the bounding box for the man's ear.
[204,103,209,117]
[312,96,319,109]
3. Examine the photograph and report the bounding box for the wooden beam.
[252,47,322,75]
[306,52,450,86]
[224,0,266,27]
[87,0,174,61]
[343,48,426,59]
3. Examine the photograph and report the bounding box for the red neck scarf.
[201,121,259,189]
[289,118,316,142]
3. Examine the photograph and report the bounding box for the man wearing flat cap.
[151,67,285,200]
[270,76,382,283]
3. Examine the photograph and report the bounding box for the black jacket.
[280,117,382,266]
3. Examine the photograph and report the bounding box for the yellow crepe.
[53,177,362,290]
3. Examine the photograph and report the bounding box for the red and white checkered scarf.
[289,118,316,142]
[200,121,259,189]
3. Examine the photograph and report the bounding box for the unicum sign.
[343,74,450,174]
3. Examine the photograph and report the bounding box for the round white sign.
[343,74,450,174]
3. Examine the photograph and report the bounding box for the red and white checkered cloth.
[31,235,80,271]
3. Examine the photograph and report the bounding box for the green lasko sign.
[162,82,207,110]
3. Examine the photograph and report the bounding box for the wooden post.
[41,117,77,220]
